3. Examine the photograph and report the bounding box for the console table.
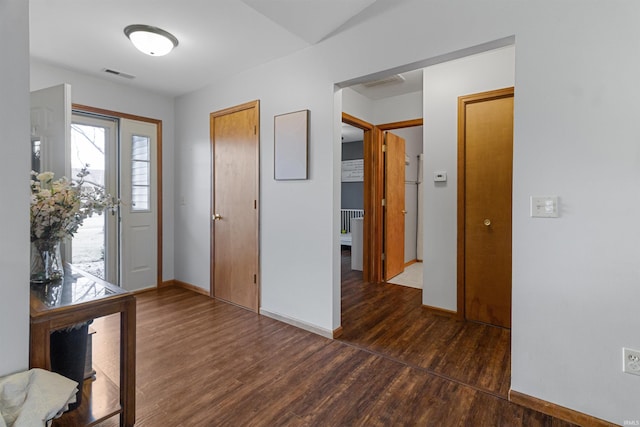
[29,265,136,426]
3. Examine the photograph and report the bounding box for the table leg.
[120,298,136,427]
[29,322,51,370]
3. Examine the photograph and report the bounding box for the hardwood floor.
[339,247,511,398]
[84,255,577,426]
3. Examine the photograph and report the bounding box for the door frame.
[456,87,514,320]
[69,112,119,283]
[72,104,164,287]
[340,114,423,284]
[377,119,423,283]
[209,100,260,308]
[341,113,376,282]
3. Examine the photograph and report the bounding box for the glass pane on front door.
[70,122,108,279]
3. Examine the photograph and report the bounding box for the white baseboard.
[260,308,334,339]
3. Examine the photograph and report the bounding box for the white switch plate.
[433,171,447,182]
[530,196,559,218]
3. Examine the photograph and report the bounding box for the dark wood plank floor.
[86,253,576,426]
[339,247,511,398]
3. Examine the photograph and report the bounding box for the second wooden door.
[459,88,514,328]
[385,131,406,281]
[211,101,260,312]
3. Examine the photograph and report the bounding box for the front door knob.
[484,218,491,226]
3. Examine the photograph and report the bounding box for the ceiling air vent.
[102,68,136,79]
[362,74,405,88]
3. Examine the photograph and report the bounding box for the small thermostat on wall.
[433,171,447,182]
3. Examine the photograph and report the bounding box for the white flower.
[30,167,118,242]
[36,171,55,183]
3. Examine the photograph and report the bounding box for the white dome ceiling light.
[124,24,178,57]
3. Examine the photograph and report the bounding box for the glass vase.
[30,239,64,283]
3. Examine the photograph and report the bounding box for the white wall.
[175,49,338,333]
[373,91,423,124]
[0,0,30,376]
[342,89,423,125]
[342,87,373,123]
[422,46,515,310]
[174,1,640,423]
[511,4,640,421]
[30,60,176,282]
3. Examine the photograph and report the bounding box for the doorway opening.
[340,113,375,284]
[71,105,162,291]
[340,122,365,279]
[336,43,515,397]
[378,121,424,288]
[70,113,118,281]
[339,68,424,288]
[339,80,425,341]
[339,112,424,289]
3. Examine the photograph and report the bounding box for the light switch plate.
[530,196,559,218]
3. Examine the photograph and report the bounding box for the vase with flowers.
[30,167,114,283]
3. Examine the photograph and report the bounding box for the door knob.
[402,210,407,215]
[213,213,222,221]
[484,218,491,226]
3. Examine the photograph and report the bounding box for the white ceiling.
[240,0,377,45]
[29,0,397,98]
[349,68,423,100]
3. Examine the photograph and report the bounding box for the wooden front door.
[211,101,260,312]
[384,131,406,281]
[458,88,514,328]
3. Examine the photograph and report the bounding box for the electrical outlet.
[623,348,640,376]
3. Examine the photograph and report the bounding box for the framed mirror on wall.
[274,109,309,180]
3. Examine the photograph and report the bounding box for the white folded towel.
[0,368,78,427]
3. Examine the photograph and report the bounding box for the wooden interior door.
[211,101,260,312]
[459,88,514,328]
[384,131,405,281]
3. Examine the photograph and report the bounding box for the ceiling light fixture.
[124,24,178,57]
